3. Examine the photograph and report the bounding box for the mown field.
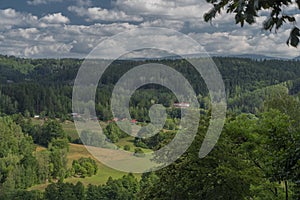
[29,119,143,191]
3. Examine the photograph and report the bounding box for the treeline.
[1,55,300,120]
[0,116,68,199]
[0,115,99,200]
[8,173,140,200]
[3,91,300,199]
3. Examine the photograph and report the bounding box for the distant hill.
[120,53,293,61]
[228,54,287,60]
[293,56,300,60]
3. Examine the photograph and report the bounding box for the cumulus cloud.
[141,19,184,31]
[188,27,299,59]
[0,9,70,31]
[0,0,299,59]
[68,6,143,22]
[27,0,63,5]
[40,13,70,24]
[114,0,211,20]
[0,8,39,30]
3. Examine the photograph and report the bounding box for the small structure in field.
[34,115,40,119]
[174,102,190,108]
[131,119,137,124]
[113,117,119,122]
[71,113,81,118]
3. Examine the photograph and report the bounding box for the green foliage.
[49,148,68,180]
[35,151,51,183]
[71,157,98,178]
[104,122,127,143]
[40,120,66,147]
[225,109,300,199]
[48,138,69,151]
[135,130,176,150]
[204,0,300,47]
[1,57,300,122]
[10,190,43,200]
[138,117,255,199]
[134,148,145,157]
[43,174,139,200]
[2,56,300,199]
[86,174,140,200]
[80,130,107,147]
[44,181,85,200]
[123,144,131,151]
[0,91,18,114]
[0,117,39,198]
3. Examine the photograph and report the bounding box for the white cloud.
[27,0,63,5]
[68,6,143,22]
[24,43,72,57]
[0,8,39,30]
[188,27,300,59]
[141,19,184,31]
[0,0,299,59]
[40,13,70,24]
[114,0,211,20]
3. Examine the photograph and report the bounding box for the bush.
[134,148,145,157]
[124,145,131,151]
[72,157,98,178]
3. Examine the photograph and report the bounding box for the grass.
[29,119,146,191]
[116,137,153,153]
[29,143,141,191]
[35,145,47,152]
[61,121,79,140]
[64,143,133,186]
[31,118,44,126]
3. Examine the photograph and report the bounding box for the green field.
[65,143,136,186]
[116,137,152,153]
[62,121,79,140]
[29,119,144,191]
[30,143,141,191]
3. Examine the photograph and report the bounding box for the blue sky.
[0,0,299,58]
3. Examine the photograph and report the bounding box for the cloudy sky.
[0,0,299,59]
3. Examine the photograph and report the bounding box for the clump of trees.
[70,157,98,178]
[135,130,176,150]
[2,57,300,121]
[0,117,68,199]
[44,181,85,200]
[43,174,139,200]
[2,92,300,199]
[103,122,127,143]
[134,148,145,157]
[204,0,300,47]
[137,93,300,200]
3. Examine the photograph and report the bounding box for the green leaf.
[287,27,300,47]
[286,16,296,22]
[263,18,275,30]
[290,35,299,47]
[204,13,211,22]
[276,18,283,30]
[296,0,300,9]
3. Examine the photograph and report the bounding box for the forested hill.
[1,54,300,118]
[1,54,300,91]
[1,55,300,199]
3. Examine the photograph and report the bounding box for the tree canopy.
[204,0,300,47]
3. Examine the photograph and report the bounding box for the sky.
[0,0,299,59]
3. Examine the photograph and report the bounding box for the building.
[174,102,190,108]
[131,119,137,124]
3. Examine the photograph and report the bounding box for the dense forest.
[1,55,300,119]
[0,55,300,199]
